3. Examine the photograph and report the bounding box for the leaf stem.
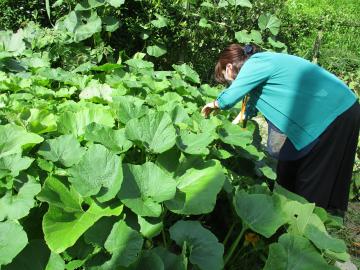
[162,228,167,248]
[223,224,247,267]
[223,222,235,247]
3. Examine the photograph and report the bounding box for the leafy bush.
[0,9,351,269]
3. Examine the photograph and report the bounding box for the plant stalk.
[223,224,247,267]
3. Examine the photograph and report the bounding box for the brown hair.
[215,43,259,84]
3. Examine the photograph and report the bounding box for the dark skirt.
[275,100,360,217]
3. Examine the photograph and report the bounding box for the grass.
[329,201,360,268]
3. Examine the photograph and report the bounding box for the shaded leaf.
[37,176,123,253]
[0,221,28,266]
[125,111,176,154]
[169,220,224,270]
[118,162,176,217]
[38,135,85,167]
[68,144,123,201]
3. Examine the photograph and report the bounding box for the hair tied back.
[243,44,254,55]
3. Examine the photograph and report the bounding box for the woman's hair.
[214,43,259,84]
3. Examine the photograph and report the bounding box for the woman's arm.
[215,56,274,110]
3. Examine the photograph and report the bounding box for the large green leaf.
[84,217,117,248]
[0,221,28,266]
[79,81,113,103]
[75,0,105,10]
[172,64,200,84]
[0,31,26,57]
[147,45,167,57]
[68,144,123,202]
[235,30,263,44]
[138,216,163,239]
[159,104,191,125]
[0,153,33,178]
[63,11,102,42]
[3,240,65,270]
[153,246,187,270]
[281,200,315,235]
[234,190,288,238]
[127,250,164,270]
[88,220,144,269]
[0,177,41,221]
[24,108,57,134]
[103,16,120,32]
[176,130,214,155]
[57,105,114,137]
[264,233,338,270]
[304,224,347,254]
[38,135,85,167]
[125,111,176,154]
[0,124,43,159]
[165,159,225,215]
[84,123,132,154]
[37,176,123,253]
[106,0,125,7]
[151,14,169,28]
[258,13,281,35]
[125,59,154,70]
[227,0,252,7]
[169,220,224,270]
[118,162,177,217]
[217,122,253,148]
[111,95,148,124]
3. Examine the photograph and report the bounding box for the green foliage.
[0,3,354,269]
[279,0,360,76]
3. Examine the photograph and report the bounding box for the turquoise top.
[216,52,358,150]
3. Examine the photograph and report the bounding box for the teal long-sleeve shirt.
[216,52,358,150]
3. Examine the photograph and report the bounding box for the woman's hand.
[201,100,219,118]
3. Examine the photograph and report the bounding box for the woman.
[202,43,360,218]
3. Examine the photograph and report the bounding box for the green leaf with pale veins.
[37,176,123,253]
[125,59,154,70]
[125,111,176,154]
[304,224,347,254]
[128,250,164,270]
[118,162,177,217]
[147,45,167,57]
[111,95,148,124]
[0,124,43,159]
[0,153,33,178]
[172,64,200,84]
[79,81,113,103]
[151,14,169,28]
[106,0,125,8]
[165,159,225,215]
[84,123,132,153]
[68,144,123,202]
[38,135,85,167]
[3,239,65,270]
[176,130,214,155]
[234,190,288,238]
[258,13,281,35]
[264,233,338,270]
[153,246,187,270]
[84,217,117,247]
[217,122,253,148]
[57,105,114,137]
[169,220,224,270]
[138,216,163,239]
[88,220,143,269]
[227,0,252,7]
[0,176,41,221]
[0,221,28,266]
